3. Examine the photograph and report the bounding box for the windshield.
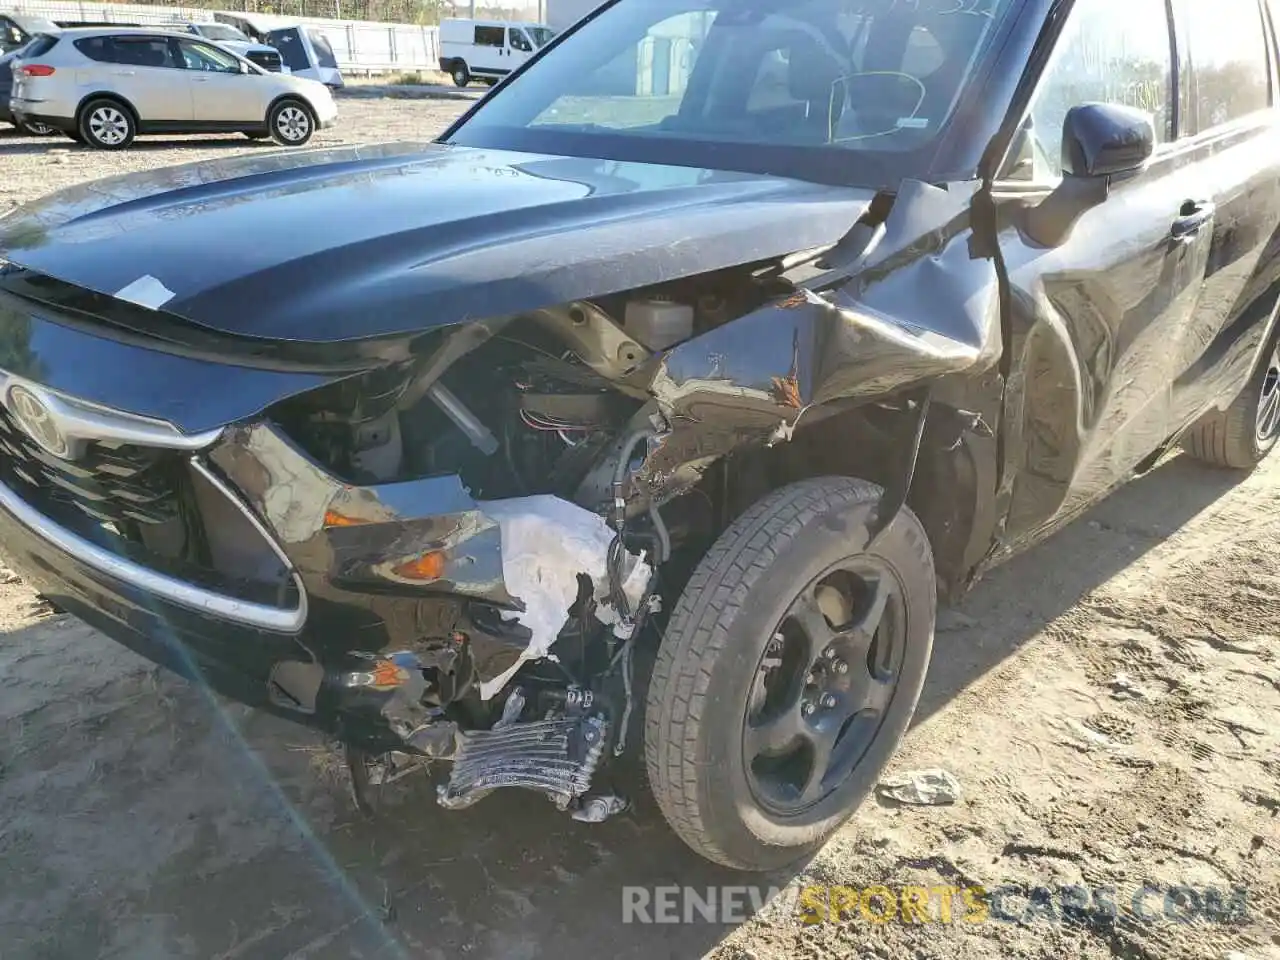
[527,26,556,47]
[307,29,338,68]
[198,24,249,42]
[448,0,1014,186]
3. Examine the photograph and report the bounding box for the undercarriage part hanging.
[437,712,609,811]
[344,745,434,815]
[868,387,932,548]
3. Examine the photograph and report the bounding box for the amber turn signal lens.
[392,551,446,581]
[323,509,368,528]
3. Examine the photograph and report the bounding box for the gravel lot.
[0,97,470,211]
[1,96,1279,960]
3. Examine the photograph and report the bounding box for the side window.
[475,26,505,48]
[75,36,113,62]
[509,29,532,53]
[1181,0,1270,131]
[1004,0,1172,181]
[179,40,240,73]
[307,29,338,68]
[22,35,58,59]
[1,19,24,52]
[109,37,181,69]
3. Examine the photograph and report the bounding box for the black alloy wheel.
[745,557,906,816]
[645,477,936,871]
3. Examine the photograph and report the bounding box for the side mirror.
[1062,102,1154,178]
[1023,102,1155,247]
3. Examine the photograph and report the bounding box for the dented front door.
[991,0,1216,552]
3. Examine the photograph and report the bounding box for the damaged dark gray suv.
[2,0,1280,871]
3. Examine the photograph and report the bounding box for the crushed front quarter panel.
[636,180,1003,504]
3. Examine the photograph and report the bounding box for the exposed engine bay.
[265,271,780,818]
[272,269,772,497]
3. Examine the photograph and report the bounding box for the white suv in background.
[9,28,338,150]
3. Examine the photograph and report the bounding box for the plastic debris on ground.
[1108,671,1148,700]
[571,794,629,823]
[876,768,962,806]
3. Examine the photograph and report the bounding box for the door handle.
[1171,200,1216,239]
[111,69,135,76]
[192,77,210,82]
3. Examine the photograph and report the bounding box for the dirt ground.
[0,98,1278,960]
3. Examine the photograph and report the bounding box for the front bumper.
[0,410,533,751]
[0,469,311,718]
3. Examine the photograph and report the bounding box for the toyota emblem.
[7,384,70,458]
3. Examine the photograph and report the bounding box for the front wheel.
[451,63,470,87]
[645,477,936,871]
[78,98,135,150]
[1182,336,1280,469]
[268,99,315,147]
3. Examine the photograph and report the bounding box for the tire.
[1182,335,1280,469]
[451,62,470,87]
[645,477,936,871]
[77,98,135,150]
[268,98,315,147]
[17,118,56,136]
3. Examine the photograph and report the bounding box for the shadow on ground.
[0,454,1245,959]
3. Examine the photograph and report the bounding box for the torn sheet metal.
[477,496,650,700]
[636,181,1002,504]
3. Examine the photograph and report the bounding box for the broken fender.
[638,182,1003,501]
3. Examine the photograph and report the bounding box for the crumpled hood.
[0,141,873,343]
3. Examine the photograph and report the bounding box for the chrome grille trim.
[0,370,223,451]
[188,457,298,579]
[0,471,307,633]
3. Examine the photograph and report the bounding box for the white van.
[438,19,556,88]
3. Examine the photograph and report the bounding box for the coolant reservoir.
[624,297,694,351]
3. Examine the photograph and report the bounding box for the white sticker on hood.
[114,275,175,310]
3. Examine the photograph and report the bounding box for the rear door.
[269,28,310,74]
[177,38,265,123]
[88,35,192,122]
[471,24,506,76]
[1163,0,1280,431]
[992,0,1217,548]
